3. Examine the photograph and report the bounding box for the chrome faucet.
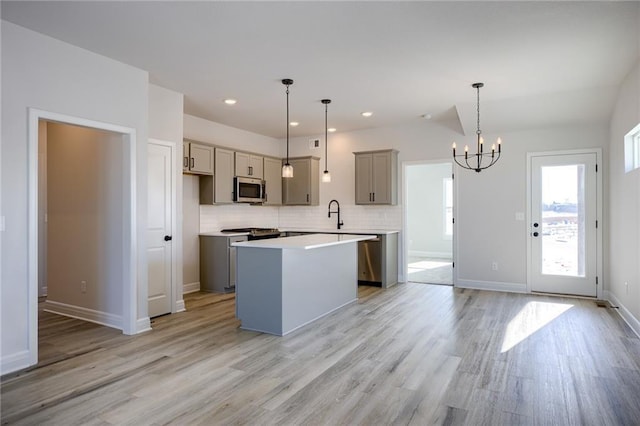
[328,199,344,230]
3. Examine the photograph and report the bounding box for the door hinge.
[452,173,455,180]
[452,218,455,224]
[596,276,599,285]
[596,220,598,229]
[595,164,598,173]
[452,262,455,268]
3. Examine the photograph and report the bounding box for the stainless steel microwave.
[234,176,265,203]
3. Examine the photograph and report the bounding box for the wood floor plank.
[2,283,640,425]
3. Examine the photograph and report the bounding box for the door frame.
[148,138,180,315]
[28,108,139,367]
[525,148,603,299]
[401,159,456,286]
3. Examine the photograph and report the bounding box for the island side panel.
[382,233,399,288]
[236,247,283,334]
[281,242,358,335]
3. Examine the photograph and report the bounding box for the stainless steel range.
[220,227,282,240]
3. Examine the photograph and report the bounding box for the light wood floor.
[2,283,639,425]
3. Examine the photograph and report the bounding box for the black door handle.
[532,232,539,237]
[164,235,172,241]
[533,222,539,228]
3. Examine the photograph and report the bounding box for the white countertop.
[232,233,376,250]
[280,228,400,235]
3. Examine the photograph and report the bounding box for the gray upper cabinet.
[199,147,234,204]
[183,140,214,175]
[263,157,282,205]
[282,156,319,205]
[214,148,235,203]
[354,150,398,205]
[235,152,263,179]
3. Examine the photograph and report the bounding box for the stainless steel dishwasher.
[358,237,382,285]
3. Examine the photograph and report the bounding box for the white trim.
[606,291,640,338]
[183,281,201,294]
[27,108,139,371]
[176,299,186,313]
[43,300,122,329]
[136,317,152,334]
[457,279,527,294]
[526,148,603,299]
[0,351,32,376]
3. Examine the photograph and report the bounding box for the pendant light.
[452,82,502,172]
[321,99,332,183]
[282,79,294,178]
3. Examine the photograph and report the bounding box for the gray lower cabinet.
[200,234,248,293]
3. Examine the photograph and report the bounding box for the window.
[443,177,453,237]
[624,122,640,173]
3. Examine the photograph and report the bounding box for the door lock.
[164,235,173,241]
[532,232,539,237]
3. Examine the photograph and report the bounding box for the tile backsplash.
[200,203,402,232]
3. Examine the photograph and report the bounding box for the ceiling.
[2,1,639,139]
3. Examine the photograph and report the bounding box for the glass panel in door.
[530,153,597,297]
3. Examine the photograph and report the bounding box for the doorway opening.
[405,161,454,285]
[28,108,140,368]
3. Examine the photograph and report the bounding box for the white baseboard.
[1,350,32,375]
[409,250,452,260]
[44,300,122,330]
[136,317,152,334]
[606,291,640,338]
[176,299,186,313]
[456,279,527,294]
[183,281,200,294]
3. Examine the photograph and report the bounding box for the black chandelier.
[452,82,502,172]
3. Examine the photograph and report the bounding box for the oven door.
[234,177,264,202]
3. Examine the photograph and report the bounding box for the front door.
[529,152,598,297]
[147,141,174,317]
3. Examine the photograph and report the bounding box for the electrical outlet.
[81,280,87,293]
[491,262,498,271]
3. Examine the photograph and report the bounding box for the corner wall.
[608,59,640,334]
[1,21,149,374]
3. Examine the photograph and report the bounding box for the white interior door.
[529,153,598,297]
[147,141,174,317]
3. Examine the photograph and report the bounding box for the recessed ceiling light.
[361,111,373,117]
[289,121,299,127]
[328,128,337,133]
[224,99,237,105]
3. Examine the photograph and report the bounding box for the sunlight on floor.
[500,300,573,353]
[408,260,451,271]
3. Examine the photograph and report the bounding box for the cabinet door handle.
[372,192,375,202]
[249,166,253,175]
[190,158,194,169]
[307,194,309,203]
[183,157,188,168]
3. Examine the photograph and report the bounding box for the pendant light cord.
[286,83,290,163]
[324,102,328,171]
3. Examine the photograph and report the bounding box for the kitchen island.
[233,233,375,336]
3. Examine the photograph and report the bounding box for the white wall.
[1,21,149,374]
[608,59,640,332]
[46,122,124,316]
[287,119,609,289]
